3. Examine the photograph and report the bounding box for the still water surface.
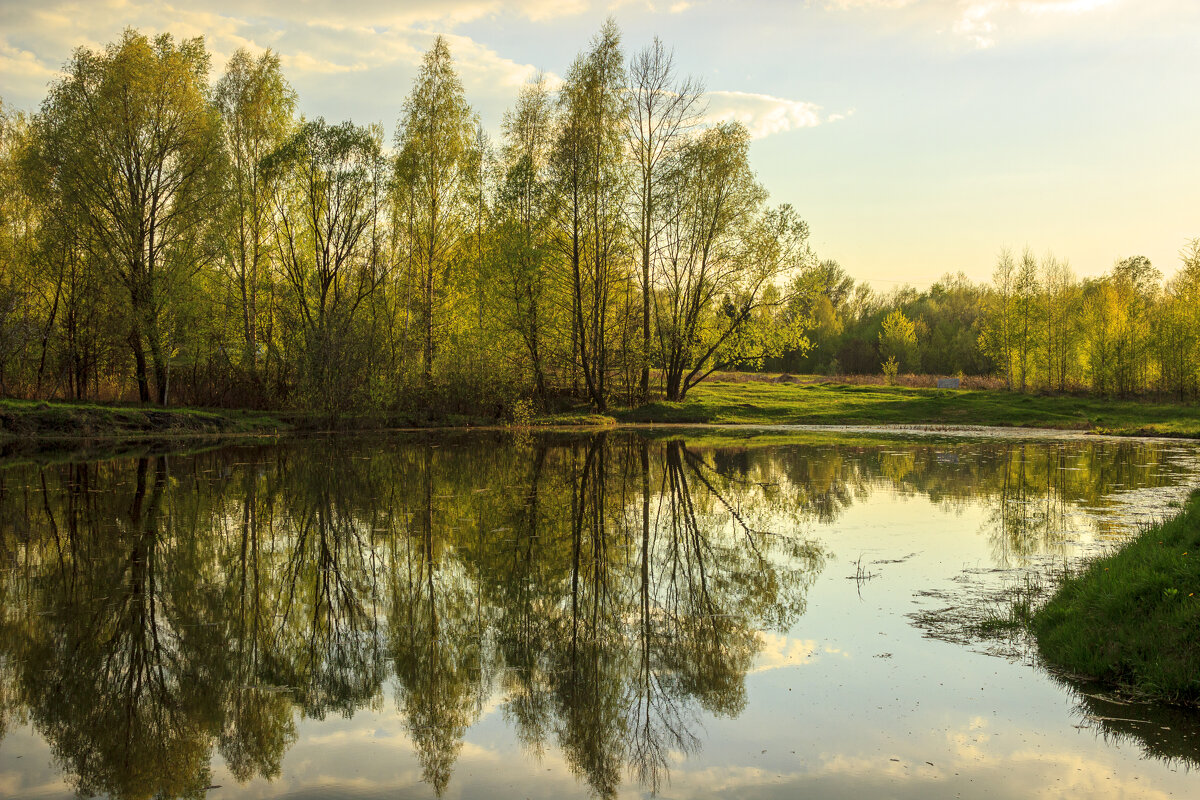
[0,429,1198,799]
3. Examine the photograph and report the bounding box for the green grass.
[0,399,291,442]
[612,380,1200,438]
[1031,491,1200,704]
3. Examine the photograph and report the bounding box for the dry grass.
[704,371,1005,390]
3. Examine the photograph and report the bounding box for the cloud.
[752,633,850,672]
[0,41,56,80]
[705,90,845,139]
[0,0,572,128]
[825,0,1124,48]
[0,0,849,148]
[827,0,920,7]
[0,1,583,93]
[955,2,1000,47]
[1017,0,1118,14]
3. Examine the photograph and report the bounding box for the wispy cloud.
[706,90,846,139]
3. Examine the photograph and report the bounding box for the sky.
[1,0,1197,287]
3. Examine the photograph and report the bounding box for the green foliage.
[881,355,899,383]
[262,118,389,417]
[878,309,917,372]
[34,29,227,404]
[395,35,480,386]
[214,48,295,384]
[4,23,1200,420]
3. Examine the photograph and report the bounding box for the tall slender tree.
[215,48,296,378]
[493,75,558,400]
[395,36,478,387]
[263,119,389,415]
[552,19,628,411]
[627,39,704,400]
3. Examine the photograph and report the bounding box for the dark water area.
[0,430,1197,799]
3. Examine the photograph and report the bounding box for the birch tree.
[215,48,295,376]
[395,36,478,387]
[263,119,388,414]
[493,75,558,400]
[552,20,628,411]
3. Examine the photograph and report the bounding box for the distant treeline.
[0,26,1197,416]
[773,248,1200,400]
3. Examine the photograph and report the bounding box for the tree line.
[0,24,812,416]
[774,245,1200,399]
[2,25,1198,415]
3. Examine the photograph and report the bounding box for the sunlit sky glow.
[1,0,1196,287]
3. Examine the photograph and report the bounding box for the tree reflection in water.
[0,432,1188,798]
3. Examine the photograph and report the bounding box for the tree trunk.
[129,327,151,403]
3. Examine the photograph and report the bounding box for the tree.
[1111,255,1161,395]
[36,29,226,404]
[492,74,559,400]
[215,48,296,380]
[627,38,704,400]
[979,249,1017,388]
[1012,247,1041,392]
[1038,254,1073,391]
[0,99,37,395]
[263,119,389,415]
[878,309,917,372]
[395,36,478,388]
[656,123,808,399]
[1157,240,1200,399]
[552,19,628,411]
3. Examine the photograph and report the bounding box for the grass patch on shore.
[615,380,1200,438]
[0,399,291,442]
[1031,491,1200,704]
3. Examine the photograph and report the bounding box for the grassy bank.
[4,379,1200,444]
[1031,491,1200,704]
[614,380,1200,438]
[0,399,292,442]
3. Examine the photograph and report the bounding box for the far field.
[612,379,1200,438]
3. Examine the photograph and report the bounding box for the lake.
[0,428,1197,799]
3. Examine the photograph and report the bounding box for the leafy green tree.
[1041,255,1077,391]
[656,124,808,399]
[627,38,704,400]
[979,249,1017,387]
[492,74,560,400]
[878,308,917,372]
[0,100,38,395]
[552,19,628,411]
[215,48,296,381]
[36,30,226,404]
[263,119,389,415]
[395,36,479,388]
[1012,247,1041,391]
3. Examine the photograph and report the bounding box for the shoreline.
[4,383,1200,450]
